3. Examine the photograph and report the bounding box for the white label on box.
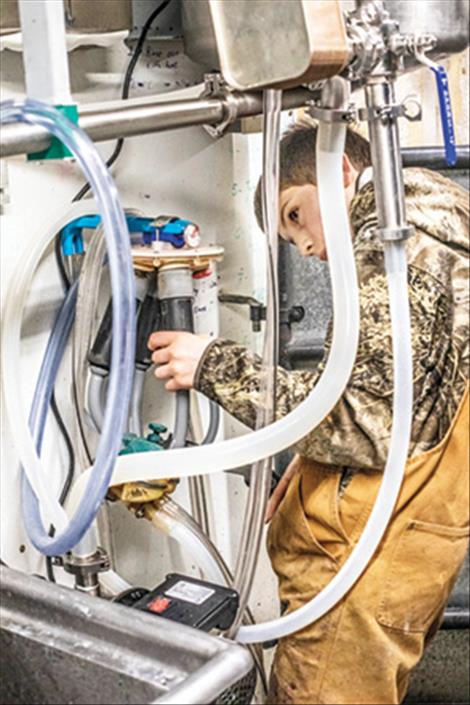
[165,581,215,605]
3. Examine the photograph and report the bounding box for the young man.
[148,121,469,704]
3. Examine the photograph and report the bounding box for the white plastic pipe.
[68,95,361,508]
[18,0,72,104]
[236,241,412,642]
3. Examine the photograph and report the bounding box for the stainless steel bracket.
[309,103,357,123]
[358,96,422,123]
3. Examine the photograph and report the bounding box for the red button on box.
[147,596,171,614]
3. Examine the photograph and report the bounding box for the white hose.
[69,95,361,505]
[236,241,412,642]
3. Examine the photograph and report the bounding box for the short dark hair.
[253,118,371,230]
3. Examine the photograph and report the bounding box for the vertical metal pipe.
[364,80,409,234]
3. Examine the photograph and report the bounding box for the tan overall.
[267,386,469,705]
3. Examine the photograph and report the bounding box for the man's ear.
[342,154,356,188]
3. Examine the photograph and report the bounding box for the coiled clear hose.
[1,100,136,553]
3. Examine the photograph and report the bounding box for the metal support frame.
[0,88,313,159]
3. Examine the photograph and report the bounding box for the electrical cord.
[45,392,77,582]
[72,0,173,202]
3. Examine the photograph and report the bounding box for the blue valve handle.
[60,215,195,256]
[429,63,457,167]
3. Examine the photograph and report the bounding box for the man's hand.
[148,331,213,391]
[265,454,302,523]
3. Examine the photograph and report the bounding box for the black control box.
[133,573,239,632]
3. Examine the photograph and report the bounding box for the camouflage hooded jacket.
[195,168,469,472]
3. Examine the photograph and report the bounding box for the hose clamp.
[309,103,357,124]
[358,97,422,124]
[375,225,415,242]
[62,547,110,576]
[201,73,239,139]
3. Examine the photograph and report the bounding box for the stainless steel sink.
[0,566,253,705]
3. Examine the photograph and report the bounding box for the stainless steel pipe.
[364,80,412,241]
[0,88,312,158]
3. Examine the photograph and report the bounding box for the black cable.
[51,392,76,505]
[71,0,173,203]
[54,229,72,291]
[45,391,77,582]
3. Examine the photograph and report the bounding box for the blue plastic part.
[60,215,195,256]
[429,63,457,167]
[60,215,101,255]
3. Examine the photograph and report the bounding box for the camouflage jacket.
[195,168,469,472]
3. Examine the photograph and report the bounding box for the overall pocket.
[376,519,469,633]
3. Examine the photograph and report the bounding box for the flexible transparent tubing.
[27,282,78,456]
[73,225,107,464]
[0,100,136,552]
[230,88,282,635]
[149,497,268,694]
[70,84,361,496]
[1,200,99,523]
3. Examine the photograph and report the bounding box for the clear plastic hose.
[27,282,78,454]
[2,200,98,528]
[1,100,136,552]
[73,225,107,462]
[150,498,225,584]
[145,98,412,644]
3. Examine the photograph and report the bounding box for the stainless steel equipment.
[383,0,469,60]
[182,0,311,90]
[0,566,253,705]
[0,88,314,159]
